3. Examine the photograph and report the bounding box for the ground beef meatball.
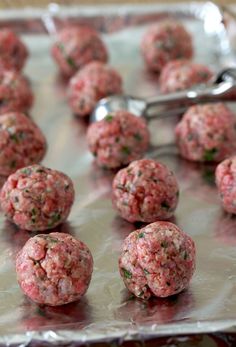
[215,156,236,214]
[0,70,33,114]
[141,20,193,73]
[112,159,179,223]
[175,103,236,162]
[0,112,46,176]
[16,232,93,306]
[160,60,213,93]
[68,61,122,117]
[87,111,150,169]
[51,26,108,77]
[0,165,75,231]
[0,29,28,71]
[119,221,196,299]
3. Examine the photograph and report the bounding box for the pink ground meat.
[68,61,122,117]
[175,103,236,162]
[119,221,196,299]
[0,165,75,231]
[141,20,193,73]
[112,159,179,223]
[51,26,108,78]
[87,111,150,169]
[0,29,28,71]
[160,60,213,93]
[0,70,33,114]
[215,156,236,214]
[0,112,46,176]
[16,232,93,306]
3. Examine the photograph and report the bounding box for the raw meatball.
[175,103,236,162]
[112,159,179,223]
[0,165,75,231]
[0,29,28,71]
[215,156,236,214]
[16,232,93,306]
[68,61,122,117]
[119,221,196,299]
[87,111,150,169]
[0,112,46,176]
[51,26,108,77]
[0,70,33,114]
[141,20,193,73]
[160,60,213,93]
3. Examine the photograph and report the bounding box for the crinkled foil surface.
[0,2,236,346]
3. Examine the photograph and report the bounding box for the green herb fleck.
[138,232,144,238]
[176,190,180,198]
[48,237,58,244]
[161,241,168,248]
[22,168,31,175]
[121,146,131,155]
[31,208,37,223]
[57,42,76,68]
[143,269,149,275]
[10,132,25,143]
[48,212,61,227]
[38,235,58,244]
[122,268,132,279]
[161,201,170,210]
[183,251,188,260]
[58,43,65,53]
[31,208,37,216]
[116,184,124,190]
[187,134,194,141]
[203,148,218,162]
[137,170,142,177]
[133,133,142,142]
[104,114,113,122]
[67,57,76,68]
[10,133,19,143]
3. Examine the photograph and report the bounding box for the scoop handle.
[145,81,236,115]
[215,68,236,84]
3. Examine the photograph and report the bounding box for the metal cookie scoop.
[91,68,236,122]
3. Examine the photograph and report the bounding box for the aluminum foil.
[0,2,236,346]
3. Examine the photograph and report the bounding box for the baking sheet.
[0,2,236,346]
